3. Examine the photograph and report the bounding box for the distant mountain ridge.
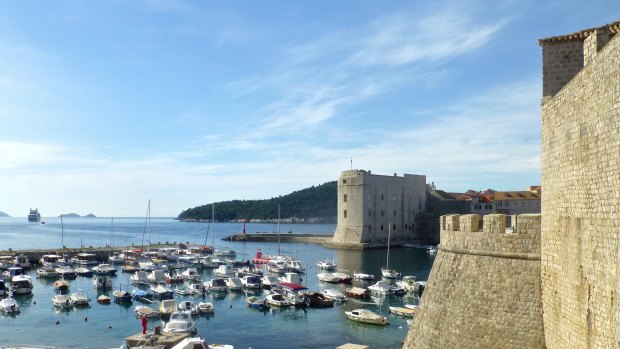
[178,181,337,223]
[0,211,10,217]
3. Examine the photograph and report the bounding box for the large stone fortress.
[405,20,620,348]
[330,170,426,248]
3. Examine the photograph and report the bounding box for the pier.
[222,233,332,244]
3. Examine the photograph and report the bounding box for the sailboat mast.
[61,214,64,248]
[147,200,151,253]
[277,204,281,256]
[211,204,215,250]
[387,223,391,268]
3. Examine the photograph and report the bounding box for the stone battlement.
[439,214,541,259]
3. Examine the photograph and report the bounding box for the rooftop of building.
[538,20,620,45]
[494,191,541,200]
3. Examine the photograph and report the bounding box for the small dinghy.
[97,295,111,304]
[52,294,74,309]
[134,305,160,318]
[198,301,214,314]
[345,309,389,325]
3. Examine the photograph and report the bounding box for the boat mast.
[110,217,114,257]
[61,214,64,248]
[277,204,281,256]
[147,200,151,253]
[386,223,391,269]
[211,204,215,250]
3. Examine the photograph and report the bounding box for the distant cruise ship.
[28,208,41,222]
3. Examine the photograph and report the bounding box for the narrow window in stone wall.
[529,202,533,206]
[393,210,396,216]
[368,210,371,216]
[393,224,396,230]
[381,194,384,201]
[367,225,371,231]
[343,179,346,184]
[344,210,347,219]
[343,194,347,203]
[380,225,384,231]
[381,210,384,217]
[405,224,408,229]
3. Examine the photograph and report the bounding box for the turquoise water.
[0,218,435,349]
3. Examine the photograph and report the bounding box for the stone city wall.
[541,28,620,349]
[404,214,545,349]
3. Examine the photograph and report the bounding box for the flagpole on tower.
[350,157,353,170]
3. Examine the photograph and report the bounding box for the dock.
[222,233,332,244]
[125,331,189,348]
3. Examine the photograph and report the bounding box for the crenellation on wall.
[439,214,541,257]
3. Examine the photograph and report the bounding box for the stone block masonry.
[404,214,545,349]
[541,22,620,349]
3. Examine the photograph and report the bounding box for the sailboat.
[212,203,236,260]
[381,224,401,279]
[138,200,156,271]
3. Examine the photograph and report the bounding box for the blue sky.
[0,1,618,217]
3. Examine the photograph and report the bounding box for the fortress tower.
[329,170,426,248]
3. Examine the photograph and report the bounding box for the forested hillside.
[178,181,337,223]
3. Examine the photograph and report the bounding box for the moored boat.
[345,309,389,325]
[97,295,111,304]
[52,294,74,309]
[316,259,337,270]
[305,292,334,307]
[198,301,214,314]
[388,305,417,317]
[345,287,370,299]
[245,296,268,310]
[163,311,197,334]
[70,290,90,306]
[11,275,33,295]
[353,271,375,280]
[135,305,160,318]
[177,300,199,315]
[0,293,20,314]
[37,266,61,278]
[54,279,70,292]
[159,299,177,316]
[321,289,347,302]
[265,293,290,307]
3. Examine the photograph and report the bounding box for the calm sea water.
[0,218,435,349]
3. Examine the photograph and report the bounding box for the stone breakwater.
[404,214,545,349]
[223,233,332,245]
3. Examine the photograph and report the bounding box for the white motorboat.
[71,253,98,266]
[52,294,74,309]
[11,275,33,295]
[285,260,305,273]
[241,275,262,289]
[177,300,199,315]
[224,277,243,291]
[197,301,214,314]
[13,255,31,269]
[174,285,192,296]
[151,284,174,299]
[368,280,404,296]
[131,271,149,286]
[205,278,227,292]
[261,275,279,289]
[159,299,177,316]
[138,260,157,271]
[70,290,90,306]
[163,311,197,334]
[245,296,269,310]
[37,266,61,278]
[266,293,291,307]
[56,265,77,278]
[213,247,236,259]
[317,273,341,283]
[389,305,417,317]
[108,252,126,265]
[0,294,20,314]
[169,337,209,349]
[345,309,389,325]
[320,289,347,302]
[396,275,417,292]
[93,275,112,289]
[181,267,200,281]
[113,289,132,302]
[188,282,204,295]
[135,305,160,318]
[381,267,401,279]
[147,270,166,284]
[215,264,235,278]
[316,259,337,270]
[75,267,93,277]
[353,271,375,280]
[40,254,66,267]
[92,263,117,276]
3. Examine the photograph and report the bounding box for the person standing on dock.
[141,314,147,334]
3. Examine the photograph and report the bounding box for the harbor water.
[0,217,435,349]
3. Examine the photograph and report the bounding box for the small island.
[0,211,10,217]
[58,213,97,218]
